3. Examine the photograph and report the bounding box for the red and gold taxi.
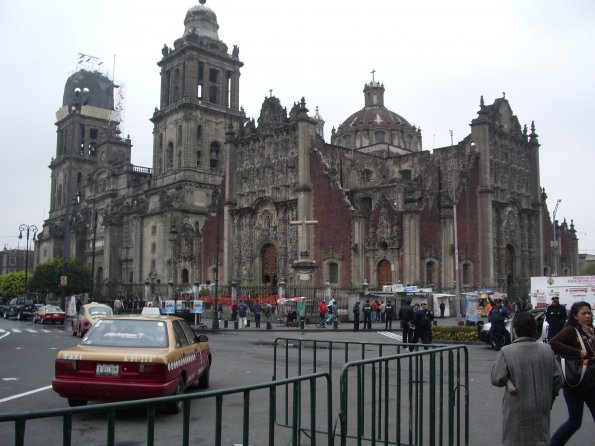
[32,304,66,324]
[72,302,113,337]
[52,312,211,412]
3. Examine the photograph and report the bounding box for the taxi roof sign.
[141,307,161,316]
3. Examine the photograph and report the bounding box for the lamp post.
[90,208,106,300]
[209,188,221,329]
[61,87,89,310]
[18,224,38,294]
[552,199,562,276]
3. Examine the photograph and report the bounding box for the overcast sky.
[1,0,594,260]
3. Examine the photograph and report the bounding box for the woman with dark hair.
[549,301,595,446]
[491,312,563,445]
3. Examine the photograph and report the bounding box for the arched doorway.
[181,268,189,285]
[377,259,392,288]
[261,244,278,287]
[505,245,515,298]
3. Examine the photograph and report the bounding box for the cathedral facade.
[35,1,579,300]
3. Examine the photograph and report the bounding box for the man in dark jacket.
[545,296,566,341]
[352,302,360,331]
[412,302,434,349]
[384,300,394,330]
[488,298,510,349]
[398,300,413,343]
[362,300,372,330]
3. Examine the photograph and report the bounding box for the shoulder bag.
[560,328,594,389]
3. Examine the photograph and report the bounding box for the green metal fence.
[0,372,332,446]
[272,338,469,445]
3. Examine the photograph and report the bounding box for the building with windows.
[0,248,33,276]
[34,0,578,300]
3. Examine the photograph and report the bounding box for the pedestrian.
[371,300,378,323]
[411,302,433,349]
[549,301,595,446]
[488,297,511,350]
[491,312,563,446]
[375,300,381,323]
[231,301,238,321]
[398,300,414,344]
[362,300,372,330]
[439,301,445,318]
[380,300,386,323]
[253,301,262,328]
[264,303,273,330]
[384,300,394,330]
[319,301,327,327]
[546,296,567,341]
[237,300,248,328]
[352,301,360,331]
[113,297,124,314]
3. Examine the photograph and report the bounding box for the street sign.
[60,275,68,287]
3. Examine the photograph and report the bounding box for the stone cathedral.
[35,0,579,300]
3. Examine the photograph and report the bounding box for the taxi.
[52,311,211,412]
[32,304,66,324]
[72,302,113,337]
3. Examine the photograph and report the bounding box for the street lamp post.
[18,224,38,294]
[209,188,221,329]
[61,87,89,310]
[552,199,562,276]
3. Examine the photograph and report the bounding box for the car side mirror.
[195,334,209,343]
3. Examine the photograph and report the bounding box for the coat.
[491,337,563,446]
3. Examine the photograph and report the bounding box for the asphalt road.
[0,318,593,445]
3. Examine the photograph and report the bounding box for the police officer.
[352,302,361,331]
[545,296,566,341]
[488,297,510,350]
[362,300,372,330]
[398,300,414,343]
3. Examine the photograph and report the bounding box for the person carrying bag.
[549,301,595,446]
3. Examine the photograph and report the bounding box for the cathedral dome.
[183,0,220,41]
[62,69,114,111]
[332,80,422,155]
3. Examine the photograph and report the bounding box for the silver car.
[479,309,548,349]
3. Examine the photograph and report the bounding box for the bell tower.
[151,0,244,182]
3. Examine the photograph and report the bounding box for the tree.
[580,262,595,276]
[28,258,91,296]
[0,271,26,298]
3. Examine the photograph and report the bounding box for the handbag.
[560,328,594,388]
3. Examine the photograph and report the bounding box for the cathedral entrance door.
[377,259,392,288]
[261,244,278,287]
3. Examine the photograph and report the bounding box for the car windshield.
[45,305,62,312]
[88,306,112,316]
[81,319,168,348]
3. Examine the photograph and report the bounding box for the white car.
[479,309,547,349]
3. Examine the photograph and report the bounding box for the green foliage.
[580,262,595,275]
[0,271,26,297]
[28,258,91,296]
[432,325,478,342]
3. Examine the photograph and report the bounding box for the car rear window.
[45,305,62,312]
[88,306,112,316]
[81,319,168,348]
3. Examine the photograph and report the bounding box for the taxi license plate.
[96,364,119,376]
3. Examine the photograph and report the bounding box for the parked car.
[52,311,212,412]
[32,305,66,325]
[479,308,547,349]
[72,303,113,337]
[3,296,35,320]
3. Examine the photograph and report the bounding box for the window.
[151,260,156,270]
[426,261,435,285]
[344,134,353,149]
[90,128,98,140]
[375,131,385,144]
[209,68,219,83]
[151,243,156,254]
[196,150,202,166]
[177,125,183,146]
[401,170,412,181]
[462,262,472,286]
[167,142,174,168]
[328,262,339,284]
[173,321,189,348]
[151,225,157,236]
[209,86,218,104]
[8,256,16,267]
[210,142,220,169]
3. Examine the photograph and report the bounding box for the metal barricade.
[272,338,469,445]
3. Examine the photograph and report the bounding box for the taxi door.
[173,320,204,386]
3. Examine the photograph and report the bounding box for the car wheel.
[67,398,87,407]
[166,379,184,414]
[197,362,210,389]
